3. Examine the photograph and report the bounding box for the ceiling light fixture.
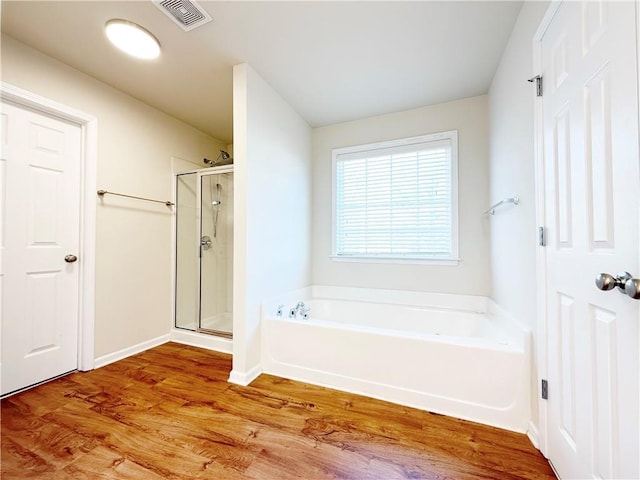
[105,19,161,60]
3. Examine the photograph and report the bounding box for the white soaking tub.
[262,286,531,432]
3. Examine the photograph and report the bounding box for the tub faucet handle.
[276,304,284,317]
[289,301,309,319]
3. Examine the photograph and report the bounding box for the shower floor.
[201,312,233,334]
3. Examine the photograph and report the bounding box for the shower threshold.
[197,328,232,339]
[198,312,232,338]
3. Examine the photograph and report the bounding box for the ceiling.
[1,1,523,144]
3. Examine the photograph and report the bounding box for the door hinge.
[538,226,546,247]
[541,379,548,400]
[528,75,543,97]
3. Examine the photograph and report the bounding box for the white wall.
[487,1,550,436]
[232,63,312,382]
[1,35,227,358]
[311,96,491,295]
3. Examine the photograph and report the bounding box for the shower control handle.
[64,254,78,263]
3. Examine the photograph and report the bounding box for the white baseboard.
[94,334,170,369]
[527,420,540,450]
[228,364,262,386]
[170,328,233,354]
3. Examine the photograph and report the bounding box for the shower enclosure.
[175,167,233,338]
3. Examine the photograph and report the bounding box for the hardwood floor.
[1,342,555,479]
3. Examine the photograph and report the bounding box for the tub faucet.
[289,301,309,319]
[298,302,310,319]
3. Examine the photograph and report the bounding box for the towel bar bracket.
[484,195,519,216]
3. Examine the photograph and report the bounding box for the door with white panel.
[1,101,82,396]
[540,1,639,478]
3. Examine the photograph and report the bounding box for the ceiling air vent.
[153,0,212,32]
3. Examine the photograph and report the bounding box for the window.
[332,131,458,264]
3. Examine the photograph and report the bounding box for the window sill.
[330,256,460,266]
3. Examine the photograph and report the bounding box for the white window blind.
[333,132,458,261]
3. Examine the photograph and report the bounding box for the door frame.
[532,0,562,459]
[1,82,98,372]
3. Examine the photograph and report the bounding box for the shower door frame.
[174,165,233,339]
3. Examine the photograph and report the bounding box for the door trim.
[1,82,97,372]
[532,0,563,459]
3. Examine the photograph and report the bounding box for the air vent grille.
[153,0,212,32]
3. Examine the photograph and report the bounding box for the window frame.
[331,131,459,265]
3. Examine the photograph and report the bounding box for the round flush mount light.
[105,19,160,60]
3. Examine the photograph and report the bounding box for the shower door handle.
[201,236,212,250]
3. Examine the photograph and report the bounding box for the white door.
[1,100,82,396]
[540,1,639,478]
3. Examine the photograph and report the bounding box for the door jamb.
[1,82,97,371]
[532,0,563,458]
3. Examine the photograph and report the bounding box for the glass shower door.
[198,171,233,337]
[175,172,199,331]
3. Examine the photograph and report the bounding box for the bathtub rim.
[264,285,531,350]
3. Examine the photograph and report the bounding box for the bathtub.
[262,286,531,432]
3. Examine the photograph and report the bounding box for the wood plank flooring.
[1,342,555,479]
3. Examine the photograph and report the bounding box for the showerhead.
[203,149,233,167]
